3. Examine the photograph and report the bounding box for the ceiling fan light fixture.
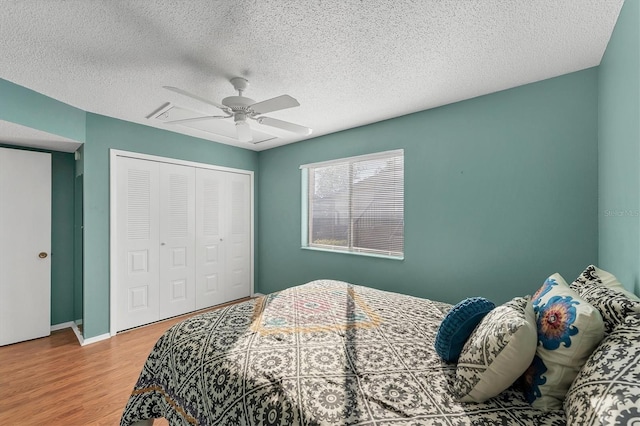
[235,120,252,142]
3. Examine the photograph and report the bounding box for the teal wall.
[51,152,76,324]
[82,113,259,338]
[598,0,640,295]
[74,145,84,323]
[258,69,599,304]
[0,78,84,324]
[74,171,83,324]
[0,144,76,324]
[5,10,639,336]
[0,78,84,326]
[0,79,86,142]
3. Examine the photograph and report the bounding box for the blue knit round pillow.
[435,297,495,362]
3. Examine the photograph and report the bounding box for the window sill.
[301,246,404,261]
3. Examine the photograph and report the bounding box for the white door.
[195,169,251,307]
[159,163,195,319]
[226,172,251,301]
[195,168,226,309]
[116,157,160,331]
[0,147,51,346]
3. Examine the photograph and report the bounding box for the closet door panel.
[226,173,251,301]
[116,157,160,331]
[159,163,196,319]
[195,168,226,309]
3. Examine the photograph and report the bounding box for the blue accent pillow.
[435,297,495,362]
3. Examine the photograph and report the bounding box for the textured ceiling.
[0,0,624,152]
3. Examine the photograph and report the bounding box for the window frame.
[300,149,404,260]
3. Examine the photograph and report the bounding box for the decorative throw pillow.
[523,273,605,411]
[453,297,537,402]
[435,297,495,362]
[568,283,640,334]
[564,313,640,425]
[572,264,640,300]
[570,265,640,334]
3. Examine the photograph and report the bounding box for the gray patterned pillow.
[568,282,640,334]
[564,313,640,425]
[453,297,537,403]
[572,265,639,300]
[571,265,640,334]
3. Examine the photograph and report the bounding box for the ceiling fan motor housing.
[222,95,256,112]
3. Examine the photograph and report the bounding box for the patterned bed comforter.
[121,280,565,425]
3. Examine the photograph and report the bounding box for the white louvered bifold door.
[195,168,226,309]
[115,154,252,331]
[195,170,251,307]
[159,163,196,319]
[225,172,251,301]
[116,157,160,331]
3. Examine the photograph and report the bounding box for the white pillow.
[453,297,537,402]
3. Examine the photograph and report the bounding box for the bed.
[121,275,640,425]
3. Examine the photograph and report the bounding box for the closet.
[113,153,252,332]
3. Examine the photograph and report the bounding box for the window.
[301,149,404,259]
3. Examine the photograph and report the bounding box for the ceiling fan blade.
[250,95,300,114]
[164,115,231,125]
[257,117,312,136]
[163,86,227,110]
[236,121,252,142]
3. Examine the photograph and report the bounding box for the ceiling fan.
[163,78,312,143]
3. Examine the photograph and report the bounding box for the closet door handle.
[38,252,48,259]
[160,242,166,246]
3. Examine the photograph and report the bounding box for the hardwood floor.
[0,299,249,425]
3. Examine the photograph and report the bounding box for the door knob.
[38,252,48,259]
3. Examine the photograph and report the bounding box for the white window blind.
[300,149,404,258]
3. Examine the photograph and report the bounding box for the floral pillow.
[570,265,640,334]
[522,273,605,411]
[453,297,537,403]
[564,313,640,425]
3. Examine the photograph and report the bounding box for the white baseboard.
[79,332,111,346]
[50,321,85,346]
[71,322,83,344]
[50,321,75,332]
[48,320,111,346]
[252,292,264,297]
